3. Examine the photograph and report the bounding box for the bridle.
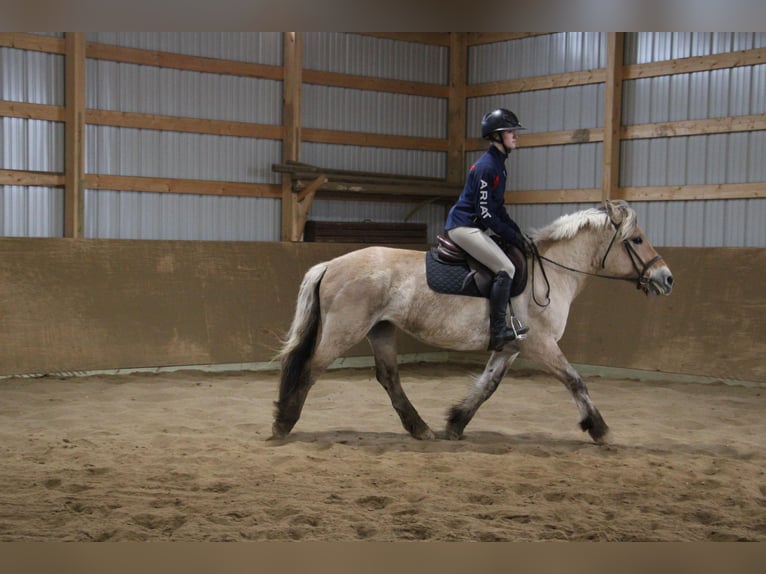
[529,214,664,307]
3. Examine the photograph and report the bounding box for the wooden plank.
[0,100,65,122]
[624,46,766,80]
[275,160,449,185]
[64,33,86,238]
[447,33,467,185]
[86,41,283,80]
[0,169,65,187]
[466,128,605,152]
[86,109,282,139]
[355,33,451,46]
[467,69,605,98]
[0,32,65,53]
[84,174,281,198]
[623,114,766,140]
[616,183,766,202]
[503,183,766,204]
[602,32,625,203]
[505,189,602,204]
[302,69,448,98]
[467,33,553,46]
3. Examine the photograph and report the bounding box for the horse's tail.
[276,261,328,404]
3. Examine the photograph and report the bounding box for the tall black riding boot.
[488,271,529,351]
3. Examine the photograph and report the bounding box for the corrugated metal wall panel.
[468,84,604,135]
[1,117,64,172]
[621,131,766,187]
[85,125,281,184]
[86,59,282,124]
[1,186,63,237]
[0,48,64,105]
[303,33,448,84]
[84,190,279,241]
[302,84,446,138]
[301,142,445,179]
[85,32,283,65]
[468,33,606,84]
[625,32,766,63]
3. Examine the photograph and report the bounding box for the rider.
[444,108,529,351]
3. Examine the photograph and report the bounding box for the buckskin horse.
[271,200,674,443]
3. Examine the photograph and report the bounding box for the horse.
[271,200,674,444]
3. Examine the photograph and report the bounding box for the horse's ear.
[603,199,624,224]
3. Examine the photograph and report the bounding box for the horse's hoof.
[444,427,463,441]
[413,427,436,441]
[592,429,612,445]
[269,422,290,441]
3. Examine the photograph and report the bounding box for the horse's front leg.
[445,348,519,440]
[527,339,610,444]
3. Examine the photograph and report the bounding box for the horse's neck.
[538,232,603,297]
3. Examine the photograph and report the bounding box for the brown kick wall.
[0,239,763,383]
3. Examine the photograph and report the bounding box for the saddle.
[425,233,528,299]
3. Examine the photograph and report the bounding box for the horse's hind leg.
[446,349,519,440]
[367,321,434,440]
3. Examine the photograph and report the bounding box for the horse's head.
[601,200,674,296]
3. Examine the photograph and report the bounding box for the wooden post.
[602,32,625,204]
[447,32,467,187]
[64,32,85,237]
[280,32,302,241]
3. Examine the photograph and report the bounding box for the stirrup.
[509,317,529,341]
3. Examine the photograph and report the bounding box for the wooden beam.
[302,69,448,98]
[467,128,605,152]
[624,46,766,80]
[506,188,602,204]
[447,33,467,186]
[0,32,65,53]
[623,114,766,140]
[281,32,302,242]
[0,169,65,187]
[354,33,451,47]
[616,182,766,202]
[291,176,326,242]
[467,33,553,46]
[0,100,65,122]
[467,69,605,98]
[84,174,280,198]
[504,182,766,204]
[86,109,282,140]
[602,32,624,204]
[64,32,86,238]
[86,42,283,80]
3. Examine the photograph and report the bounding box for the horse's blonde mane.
[529,202,638,243]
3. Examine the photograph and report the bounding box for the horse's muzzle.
[646,266,674,296]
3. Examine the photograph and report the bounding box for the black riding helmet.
[481,108,525,139]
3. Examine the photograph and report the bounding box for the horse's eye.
[631,236,643,245]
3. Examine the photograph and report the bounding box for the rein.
[527,216,663,308]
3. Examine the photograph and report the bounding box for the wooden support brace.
[291,175,326,242]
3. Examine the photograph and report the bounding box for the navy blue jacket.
[445,145,521,244]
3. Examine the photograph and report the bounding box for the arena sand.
[0,363,763,542]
